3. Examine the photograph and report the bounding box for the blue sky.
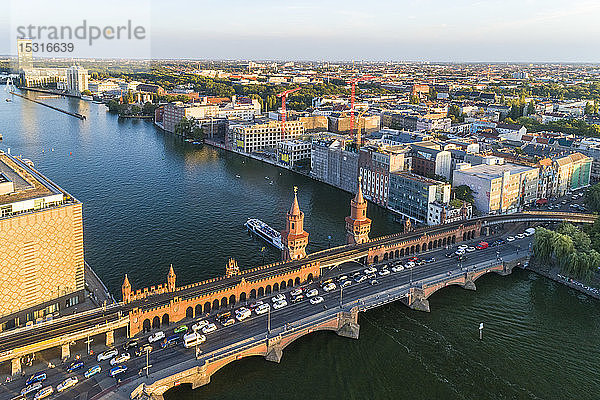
[3,0,600,61]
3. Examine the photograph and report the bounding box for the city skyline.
[2,0,600,62]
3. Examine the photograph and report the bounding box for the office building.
[358,143,409,207]
[66,65,89,95]
[277,140,311,168]
[388,172,451,224]
[229,118,304,153]
[310,134,359,193]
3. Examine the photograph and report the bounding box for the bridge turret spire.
[167,264,176,292]
[346,176,371,244]
[122,274,131,303]
[281,186,309,261]
[225,258,240,278]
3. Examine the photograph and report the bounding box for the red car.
[476,242,489,250]
[408,257,419,262]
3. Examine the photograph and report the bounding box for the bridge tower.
[121,274,131,303]
[167,264,176,292]
[281,186,309,261]
[345,176,371,244]
[225,258,240,278]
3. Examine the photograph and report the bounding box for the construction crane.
[355,108,369,149]
[347,76,375,136]
[276,87,301,139]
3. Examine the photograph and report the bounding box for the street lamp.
[339,285,343,309]
[327,235,332,249]
[143,347,152,378]
[260,247,266,265]
[267,305,271,335]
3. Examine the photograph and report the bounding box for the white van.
[524,228,536,236]
[183,332,206,348]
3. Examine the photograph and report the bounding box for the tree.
[454,185,474,204]
[586,183,600,212]
[81,89,92,96]
[175,117,204,139]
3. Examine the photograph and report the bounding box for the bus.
[183,332,206,348]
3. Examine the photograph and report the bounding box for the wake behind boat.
[245,218,283,250]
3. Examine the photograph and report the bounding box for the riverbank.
[525,259,600,300]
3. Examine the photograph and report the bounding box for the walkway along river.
[0,90,598,400]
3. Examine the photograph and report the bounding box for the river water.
[1,90,598,400]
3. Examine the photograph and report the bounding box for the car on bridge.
[66,360,84,373]
[222,317,236,327]
[271,294,286,303]
[161,335,181,348]
[323,282,337,292]
[109,365,127,377]
[378,269,390,276]
[249,300,264,311]
[235,307,251,321]
[57,376,78,392]
[20,382,42,396]
[354,274,367,283]
[192,320,209,332]
[273,299,288,309]
[391,265,404,272]
[97,348,118,362]
[174,325,188,334]
[124,339,139,351]
[183,332,206,348]
[110,353,131,366]
[84,365,102,378]
[26,371,47,386]
[364,267,377,275]
[290,288,304,296]
[33,386,53,399]
[202,323,218,334]
[310,296,324,305]
[476,242,488,250]
[148,331,165,344]
[306,288,319,297]
[255,303,270,315]
[506,236,515,242]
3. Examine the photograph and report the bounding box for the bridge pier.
[106,330,114,347]
[265,345,283,363]
[462,280,477,291]
[336,308,360,339]
[11,358,21,376]
[404,288,431,312]
[61,343,71,360]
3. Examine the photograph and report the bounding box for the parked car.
[475,242,488,250]
[370,279,379,285]
[506,236,515,242]
[235,307,251,321]
[221,318,236,327]
[248,300,264,311]
[363,267,377,275]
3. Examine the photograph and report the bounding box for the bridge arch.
[273,283,279,292]
[152,316,160,329]
[265,285,271,295]
[373,255,379,263]
[395,250,399,258]
[221,297,228,308]
[389,251,394,260]
[195,304,202,316]
[229,294,236,306]
[212,299,220,310]
[162,313,169,326]
[250,289,257,299]
[383,253,388,261]
[307,273,314,282]
[295,277,300,286]
[258,287,265,297]
[281,281,287,290]
[186,306,194,319]
[288,279,293,287]
[143,319,151,332]
[415,244,420,253]
[204,302,211,314]
[410,245,414,254]
[400,248,404,256]
[240,292,247,302]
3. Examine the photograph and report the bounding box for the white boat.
[245,218,283,250]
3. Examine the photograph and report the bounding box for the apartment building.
[277,140,312,168]
[310,134,359,193]
[453,162,539,214]
[388,172,451,224]
[229,118,304,153]
[358,144,409,207]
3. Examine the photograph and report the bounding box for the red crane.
[277,87,301,139]
[347,76,375,136]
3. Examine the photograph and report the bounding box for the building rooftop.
[454,162,536,180]
[391,171,447,186]
[0,151,74,207]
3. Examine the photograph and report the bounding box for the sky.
[2,0,600,62]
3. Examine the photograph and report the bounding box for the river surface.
[1,90,598,400]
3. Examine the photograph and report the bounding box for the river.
[0,90,598,400]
